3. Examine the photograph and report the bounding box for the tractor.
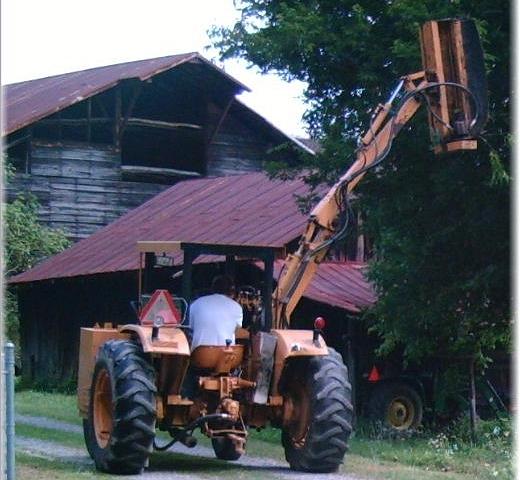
[77,18,487,474]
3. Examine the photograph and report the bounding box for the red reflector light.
[314,317,326,330]
[368,365,381,382]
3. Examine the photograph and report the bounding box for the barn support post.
[86,98,92,143]
[113,85,122,150]
[119,81,143,137]
[25,127,32,174]
[224,255,236,278]
[182,248,196,304]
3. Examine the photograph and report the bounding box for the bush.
[5,162,71,361]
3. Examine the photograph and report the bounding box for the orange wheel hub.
[93,368,113,448]
[284,382,311,448]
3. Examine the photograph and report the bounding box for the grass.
[251,426,513,480]
[15,389,514,480]
[16,423,84,449]
[16,390,81,425]
[16,452,102,480]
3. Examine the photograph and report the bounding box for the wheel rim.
[284,382,311,448]
[93,368,113,448]
[386,395,415,430]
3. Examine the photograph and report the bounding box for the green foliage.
[5,194,70,276]
[212,1,510,371]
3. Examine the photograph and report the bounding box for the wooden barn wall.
[206,104,273,176]
[16,272,139,386]
[7,141,170,241]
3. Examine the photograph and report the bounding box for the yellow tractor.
[77,18,487,474]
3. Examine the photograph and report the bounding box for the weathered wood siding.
[206,103,272,176]
[17,272,138,385]
[7,141,170,241]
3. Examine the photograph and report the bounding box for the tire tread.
[84,340,156,474]
[282,348,353,473]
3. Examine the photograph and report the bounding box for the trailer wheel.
[211,436,243,461]
[281,348,353,472]
[368,382,423,431]
[83,340,156,474]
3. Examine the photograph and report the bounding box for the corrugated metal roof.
[2,53,249,136]
[10,173,313,284]
[10,172,376,311]
[272,260,376,312]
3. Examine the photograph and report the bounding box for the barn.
[3,53,311,241]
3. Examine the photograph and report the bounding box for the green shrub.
[5,160,71,363]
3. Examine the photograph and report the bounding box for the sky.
[0,0,308,137]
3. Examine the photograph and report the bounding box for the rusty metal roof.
[273,260,376,312]
[10,173,311,283]
[2,53,249,136]
[10,173,376,311]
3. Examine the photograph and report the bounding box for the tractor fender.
[270,329,329,396]
[119,324,190,356]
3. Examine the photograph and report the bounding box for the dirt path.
[16,414,364,480]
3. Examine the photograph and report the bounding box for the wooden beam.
[121,165,201,178]
[120,82,143,137]
[137,241,182,253]
[207,96,234,147]
[125,117,202,131]
[39,116,202,132]
[5,133,31,149]
[86,98,92,143]
[26,128,32,174]
[57,111,63,141]
[38,117,112,126]
[114,86,122,149]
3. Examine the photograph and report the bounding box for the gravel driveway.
[16,414,365,480]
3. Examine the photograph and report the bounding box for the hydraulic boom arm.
[272,74,426,328]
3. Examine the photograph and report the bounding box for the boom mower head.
[420,19,488,153]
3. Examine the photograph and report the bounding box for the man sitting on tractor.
[189,274,243,350]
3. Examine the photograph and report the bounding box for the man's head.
[211,275,235,296]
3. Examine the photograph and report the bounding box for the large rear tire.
[83,340,156,474]
[368,382,423,431]
[281,348,353,472]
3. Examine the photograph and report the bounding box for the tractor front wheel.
[83,340,156,474]
[281,348,353,472]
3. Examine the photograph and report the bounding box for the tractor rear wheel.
[83,340,156,474]
[281,348,353,472]
[211,436,243,461]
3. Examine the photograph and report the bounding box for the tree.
[211,1,510,366]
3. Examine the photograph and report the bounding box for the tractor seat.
[190,345,244,374]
